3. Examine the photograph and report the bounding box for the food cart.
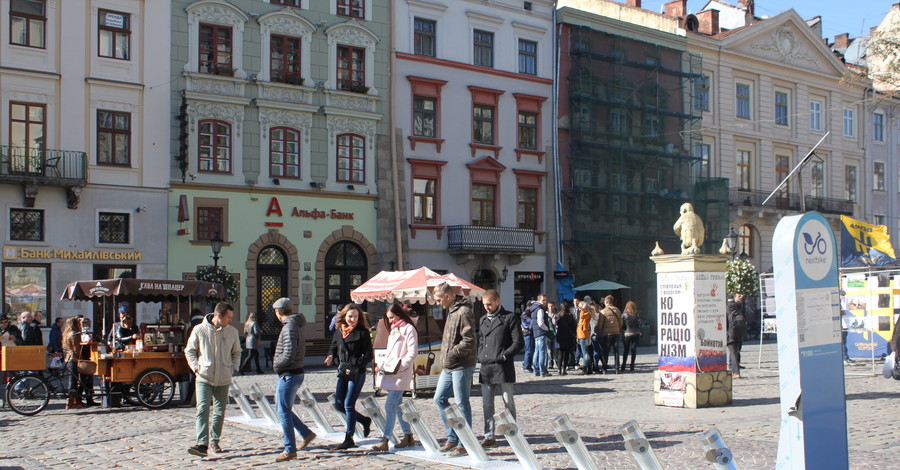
[60,278,225,409]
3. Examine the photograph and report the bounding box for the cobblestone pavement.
[1,340,896,469]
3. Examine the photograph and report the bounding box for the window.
[271,0,301,5]
[414,97,436,137]
[98,10,130,59]
[199,23,233,75]
[610,108,628,135]
[270,35,301,84]
[471,184,495,226]
[10,102,45,151]
[736,150,751,190]
[735,83,750,119]
[643,113,661,138]
[337,45,365,91]
[809,101,822,131]
[196,207,223,241]
[694,75,709,111]
[738,225,752,257]
[414,18,435,57]
[473,30,493,68]
[776,155,790,207]
[845,165,857,203]
[693,143,710,177]
[875,215,886,226]
[518,39,536,75]
[874,113,885,141]
[10,208,43,241]
[270,127,300,178]
[337,134,365,183]
[413,178,436,224]
[337,0,364,19]
[97,110,130,165]
[874,162,885,191]
[3,265,50,320]
[10,0,45,48]
[518,187,537,229]
[775,92,788,126]
[843,108,855,137]
[811,161,824,198]
[98,212,129,244]
[518,112,537,150]
[473,105,494,144]
[198,120,232,173]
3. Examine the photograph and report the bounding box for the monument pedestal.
[651,254,731,408]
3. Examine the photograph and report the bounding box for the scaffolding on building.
[562,25,729,300]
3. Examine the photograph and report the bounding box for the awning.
[350,267,484,304]
[60,278,226,303]
[574,280,630,291]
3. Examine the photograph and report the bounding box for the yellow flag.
[840,215,897,259]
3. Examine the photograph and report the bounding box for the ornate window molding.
[325,115,376,188]
[258,8,316,83]
[184,0,249,77]
[324,21,379,94]
[258,108,314,185]
[185,100,245,180]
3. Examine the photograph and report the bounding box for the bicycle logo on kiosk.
[796,219,833,281]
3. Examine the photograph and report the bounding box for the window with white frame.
[775,91,788,125]
[809,101,823,131]
[10,0,45,48]
[845,165,857,203]
[98,10,130,60]
[198,120,232,173]
[875,161,885,191]
[874,113,885,141]
[269,127,301,178]
[736,83,751,119]
[843,108,855,137]
[811,161,824,198]
[336,134,365,183]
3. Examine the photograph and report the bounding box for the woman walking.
[554,303,577,375]
[576,300,593,374]
[372,303,418,451]
[620,301,641,372]
[325,303,374,450]
[62,317,84,409]
[241,312,263,374]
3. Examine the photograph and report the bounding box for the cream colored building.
[687,3,866,270]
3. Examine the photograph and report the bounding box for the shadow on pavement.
[732,396,781,406]
[846,390,900,401]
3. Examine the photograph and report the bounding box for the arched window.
[270,127,301,178]
[199,119,232,173]
[324,241,367,336]
[739,224,753,258]
[336,133,365,183]
[257,246,288,336]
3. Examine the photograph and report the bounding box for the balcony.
[1,146,87,185]
[447,225,535,254]
[730,188,853,215]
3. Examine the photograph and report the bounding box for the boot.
[372,437,390,452]
[394,434,415,449]
[331,433,356,450]
[359,415,372,437]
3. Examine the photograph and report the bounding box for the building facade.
[168,0,390,338]
[393,0,556,312]
[1,1,171,329]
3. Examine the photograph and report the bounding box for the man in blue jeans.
[433,282,477,458]
[530,295,550,377]
[271,298,316,462]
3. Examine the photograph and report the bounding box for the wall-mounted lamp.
[310,181,325,189]
[500,266,509,283]
[346,184,355,190]
[272,178,280,185]
[135,205,147,213]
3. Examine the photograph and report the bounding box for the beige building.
[684,1,866,270]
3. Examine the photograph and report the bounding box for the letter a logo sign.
[266,197,283,217]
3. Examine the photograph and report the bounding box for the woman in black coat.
[554,305,577,375]
[325,303,374,450]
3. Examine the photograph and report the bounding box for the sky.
[638,1,895,41]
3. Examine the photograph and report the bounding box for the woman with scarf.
[372,302,418,451]
[325,303,374,450]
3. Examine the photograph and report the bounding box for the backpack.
[521,310,533,330]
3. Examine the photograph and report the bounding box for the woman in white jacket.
[372,302,418,451]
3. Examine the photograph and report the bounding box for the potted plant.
[284,75,304,86]
[215,65,234,77]
[350,84,370,94]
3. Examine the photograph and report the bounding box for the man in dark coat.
[20,311,41,346]
[727,293,747,378]
[477,289,523,448]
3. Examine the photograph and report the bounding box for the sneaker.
[298,432,317,450]
[447,445,468,457]
[481,437,498,448]
[524,367,533,373]
[275,451,297,462]
[187,445,208,457]
[438,441,458,453]
[209,443,223,454]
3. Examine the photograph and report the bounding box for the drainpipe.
[389,0,404,270]
[552,6,563,264]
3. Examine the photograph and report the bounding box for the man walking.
[477,289,522,448]
[434,282,477,457]
[185,302,241,458]
[727,293,747,379]
[271,298,316,462]
[530,295,551,377]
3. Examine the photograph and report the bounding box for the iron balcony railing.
[730,188,853,215]
[0,146,87,184]
[447,225,535,254]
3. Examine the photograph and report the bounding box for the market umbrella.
[60,278,226,303]
[574,280,630,291]
[350,267,484,304]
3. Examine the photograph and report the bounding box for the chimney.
[697,9,720,35]
[738,0,755,24]
[664,0,686,17]
[626,0,642,8]
[833,33,849,49]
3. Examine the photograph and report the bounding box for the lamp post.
[210,232,223,268]
[725,226,738,260]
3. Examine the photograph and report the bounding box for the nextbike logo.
[796,218,833,281]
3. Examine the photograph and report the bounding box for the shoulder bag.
[381,356,401,375]
[76,345,96,375]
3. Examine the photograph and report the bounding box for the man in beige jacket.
[185,302,241,458]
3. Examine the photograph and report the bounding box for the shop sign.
[515,272,544,282]
[553,270,570,279]
[265,197,355,224]
[3,246,142,261]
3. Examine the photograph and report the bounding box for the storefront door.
[324,241,367,337]
[256,246,288,338]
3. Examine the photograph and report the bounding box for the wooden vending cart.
[60,278,226,409]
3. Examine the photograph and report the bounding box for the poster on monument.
[657,272,695,371]
[693,273,727,371]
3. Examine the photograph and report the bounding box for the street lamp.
[725,226,738,260]
[210,232,223,268]
[500,266,509,283]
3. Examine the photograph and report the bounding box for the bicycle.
[5,365,72,416]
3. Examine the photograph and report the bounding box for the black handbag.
[893,355,900,381]
[337,362,360,380]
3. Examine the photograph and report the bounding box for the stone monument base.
[653,370,733,408]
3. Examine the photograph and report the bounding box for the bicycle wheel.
[6,374,50,416]
[135,368,174,409]
[121,384,140,406]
